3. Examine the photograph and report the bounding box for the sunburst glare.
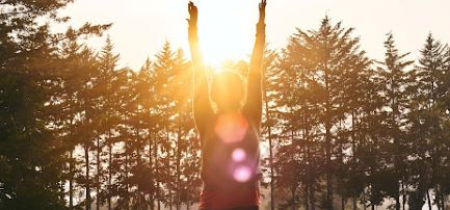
[194,0,258,67]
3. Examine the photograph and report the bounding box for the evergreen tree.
[377,32,414,210]
[96,36,121,210]
[407,33,446,210]
[262,48,280,210]
[0,0,109,207]
[275,16,370,210]
[152,42,177,209]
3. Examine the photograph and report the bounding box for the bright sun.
[194,0,259,69]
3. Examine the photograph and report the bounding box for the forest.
[1,0,450,210]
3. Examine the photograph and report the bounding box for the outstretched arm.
[188,1,214,134]
[243,0,266,125]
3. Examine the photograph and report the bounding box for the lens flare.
[232,148,246,162]
[233,166,251,183]
[214,113,248,144]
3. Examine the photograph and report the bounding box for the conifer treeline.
[266,19,450,210]
[1,1,450,210]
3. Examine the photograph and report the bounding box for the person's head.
[210,71,245,113]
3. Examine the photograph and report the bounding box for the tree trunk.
[362,190,367,210]
[324,68,333,210]
[264,84,276,210]
[108,140,112,210]
[291,187,296,210]
[402,181,406,210]
[395,191,400,210]
[326,120,333,210]
[176,117,182,210]
[437,190,443,210]
[85,144,91,210]
[136,138,142,210]
[69,150,74,209]
[304,183,309,210]
[125,143,130,210]
[149,133,154,210]
[136,117,142,210]
[306,111,315,210]
[310,182,316,210]
[155,136,161,210]
[96,137,101,210]
[339,119,345,210]
[426,189,432,210]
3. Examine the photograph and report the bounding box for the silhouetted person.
[187,1,266,210]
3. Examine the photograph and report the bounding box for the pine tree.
[276,16,370,210]
[0,0,109,207]
[407,33,446,210]
[358,67,386,210]
[262,48,280,210]
[97,36,121,210]
[378,32,414,210]
[152,42,177,209]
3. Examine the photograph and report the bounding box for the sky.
[56,0,450,70]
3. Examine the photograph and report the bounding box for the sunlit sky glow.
[57,0,450,70]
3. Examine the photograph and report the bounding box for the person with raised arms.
[187,1,266,210]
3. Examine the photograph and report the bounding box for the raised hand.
[245,0,266,123]
[187,1,198,28]
[258,0,267,24]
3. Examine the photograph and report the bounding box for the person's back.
[199,109,261,210]
[187,1,267,210]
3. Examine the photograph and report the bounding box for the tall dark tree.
[0,0,109,208]
[96,36,121,210]
[262,48,280,210]
[378,32,414,210]
[151,42,177,209]
[407,33,446,210]
[276,16,370,210]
